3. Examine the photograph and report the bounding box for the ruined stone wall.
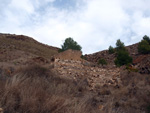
[54,49,82,61]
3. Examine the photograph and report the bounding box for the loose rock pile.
[53,58,121,91]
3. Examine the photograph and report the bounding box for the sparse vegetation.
[98,58,107,65]
[59,37,82,52]
[126,65,138,72]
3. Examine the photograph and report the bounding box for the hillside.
[0,33,59,59]
[0,33,59,73]
[85,43,150,74]
[85,43,139,65]
[0,33,150,113]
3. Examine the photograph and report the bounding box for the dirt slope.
[0,33,59,77]
[0,33,59,59]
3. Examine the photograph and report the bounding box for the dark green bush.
[116,39,126,51]
[108,46,115,54]
[115,50,132,67]
[81,55,87,60]
[113,39,133,66]
[138,40,150,54]
[98,58,107,66]
[143,35,150,44]
[59,37,82,52]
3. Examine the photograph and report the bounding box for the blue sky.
[0,0,150,54]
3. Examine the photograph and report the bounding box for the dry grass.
[0,65,99,113]
[0,66,150,113]
[106,71,150,113]
[0,65,150,113]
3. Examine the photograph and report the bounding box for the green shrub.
[59,37,82,52]
[113,39,133,67]
[116,39,126,51]
[143,35,150,44]
[98,58,107,66]
[138,40,150,54]
[115,50,132,67]
[108,46,115,54]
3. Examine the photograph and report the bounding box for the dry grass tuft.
[0,65,99,113]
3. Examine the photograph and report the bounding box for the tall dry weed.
[0,65,99,113]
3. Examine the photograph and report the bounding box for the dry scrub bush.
[108,71,150,113]
[0,65,99,113]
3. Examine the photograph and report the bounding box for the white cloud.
[0,0,150,54]
[10,0,34,13]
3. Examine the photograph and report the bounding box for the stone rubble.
[52,58,121,91]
